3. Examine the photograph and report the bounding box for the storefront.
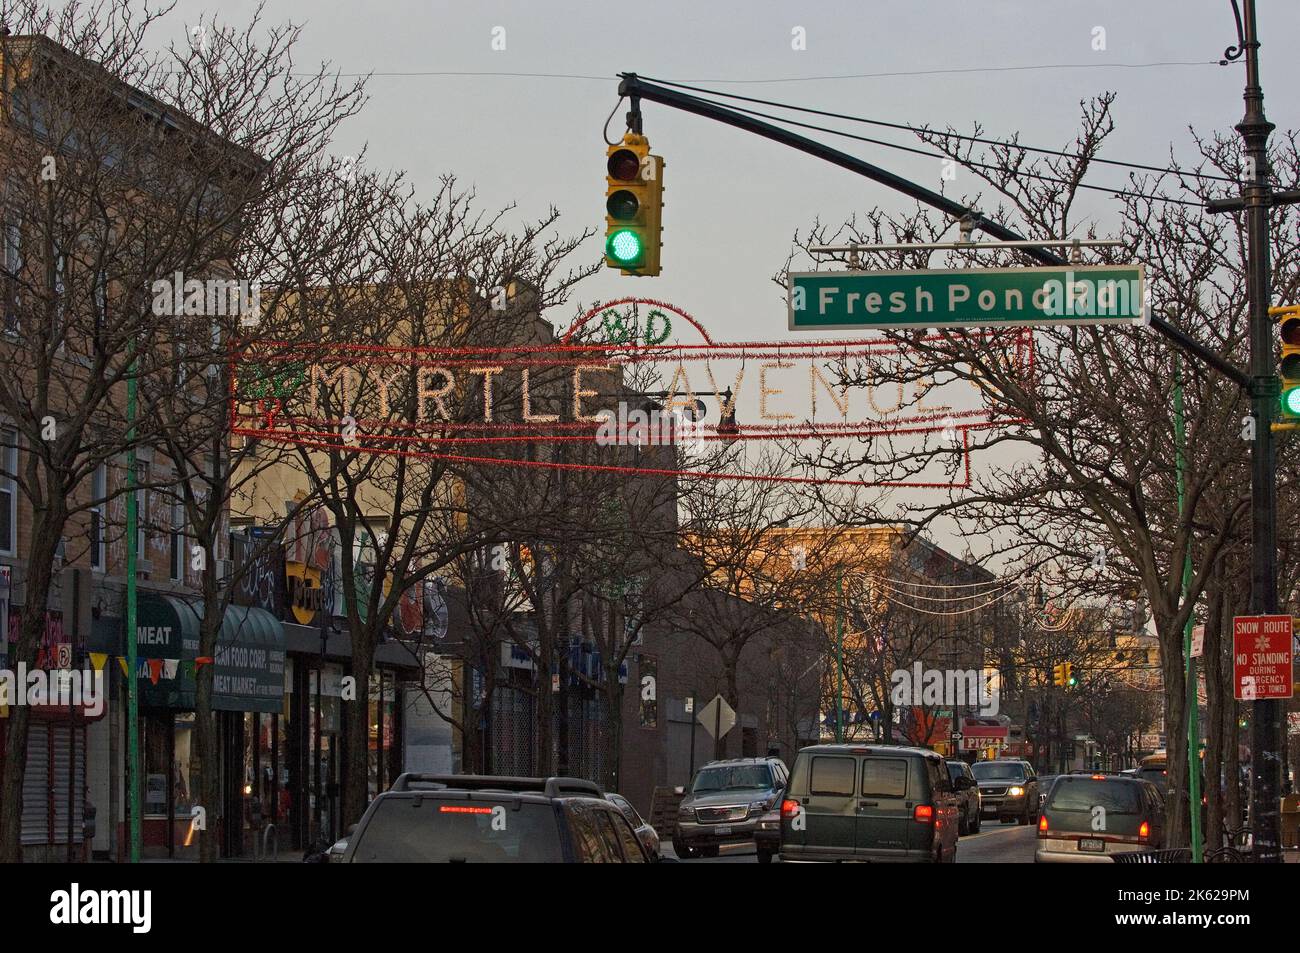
[115,592,286,859]
[281,621,415,850]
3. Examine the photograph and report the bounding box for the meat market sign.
[788,264,1145,331]
[1233,615,1294,701]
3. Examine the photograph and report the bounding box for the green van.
[779,744,961,863]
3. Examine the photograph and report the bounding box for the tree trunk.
[342,628,376,828]
[1158,613,1191,848]
[716,655,739,760]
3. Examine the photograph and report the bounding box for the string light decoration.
[230,299,1035,488]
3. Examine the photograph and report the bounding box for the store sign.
[1233,615,1294,701]
[136,596,285,714]
[231,533,286,617]
[284,561,327,625]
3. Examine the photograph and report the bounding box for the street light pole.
[1232,0,1283,864]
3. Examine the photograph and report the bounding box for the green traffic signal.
[607,228,643,264]
[1283,386,1300,417]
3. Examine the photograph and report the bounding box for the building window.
[90,464,105,569]
[0,427,16,555]
[170,497,184,581]
[2,209,20,335]
[134,461,149,558]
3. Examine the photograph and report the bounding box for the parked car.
[607,792,661,861]
[1035,773,1165,863]
[674,756,787,862]
[340,774,650,863]
[946,760,982,834]
[971,759,1039,824]
[780,744,959,863]
[1036,774,1059,809]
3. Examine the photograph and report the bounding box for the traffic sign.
[1232,615,1294,701]
[1191,624,1205,659]
[698,694,736,740]
[788,264,1144,331]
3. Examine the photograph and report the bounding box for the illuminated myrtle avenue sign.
[788,264,1146,331]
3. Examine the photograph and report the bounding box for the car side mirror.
[673,786,685,795]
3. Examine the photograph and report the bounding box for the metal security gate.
[22,718,86,856]
[489,686,535,776]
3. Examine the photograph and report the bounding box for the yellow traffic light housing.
[1063,662,1076,688]
[1274,305,1300,418]
[605,133,663,276]
[1052,663,1065,687]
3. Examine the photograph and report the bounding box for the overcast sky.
[149,1,1300,556]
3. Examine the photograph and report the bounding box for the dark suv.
[674,757,787,862]
[340,774,650,863]
[971,759,1039,824]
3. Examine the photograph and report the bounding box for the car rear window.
[861,759,909,798]
[1048,779,1141,814]
[809,756,856,796]
[350,798,565,862]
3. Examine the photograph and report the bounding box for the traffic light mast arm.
[616,73,1251,390]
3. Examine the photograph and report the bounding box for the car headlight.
[750,798,776,814]
[1008,786,1024,796]
[677,807,694,821]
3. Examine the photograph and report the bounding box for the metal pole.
[687,693,696,779]
[835,570,844,744]
[1235,0,1282,864]
[125,367,139,863]
[617,73,1250,389]
[1173,354,1204,861]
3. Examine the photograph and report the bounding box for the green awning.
[135,595,285,713]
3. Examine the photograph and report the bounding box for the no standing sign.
[1232,615,1294,701]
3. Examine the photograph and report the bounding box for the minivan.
[779,744,961,862]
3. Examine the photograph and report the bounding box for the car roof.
[700,757,782,766]
[383,774,605,801]
[798,743,940,760]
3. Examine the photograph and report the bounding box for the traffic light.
[1276,306,1300,418]
[605,133,663,276]
[1052,663,1065,687]
[1064,662,1077,688]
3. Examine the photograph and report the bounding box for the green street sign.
[788,264,1145,331]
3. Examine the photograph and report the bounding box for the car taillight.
[1038,814,1048,833]
[1139,820,1150,840]
[914,804,934,823]
[780,799,800,818]
[439,805,493,815]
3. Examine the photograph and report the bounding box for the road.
[954,820,1038,863]
[661,820,1038,863]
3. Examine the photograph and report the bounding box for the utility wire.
[682,91,1207,209]
[640,75,1238,184]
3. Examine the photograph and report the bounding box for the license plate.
[714,825,733,835]
[1078,838,1105,853]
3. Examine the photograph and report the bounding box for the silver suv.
[673,757,787,862]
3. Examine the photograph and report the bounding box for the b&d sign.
[788,264,1145,331]
[1232,615,1294,701]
